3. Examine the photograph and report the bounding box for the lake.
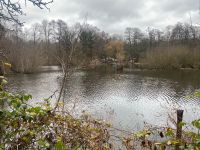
[7,66,200,131]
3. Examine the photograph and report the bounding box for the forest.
[1,20,200,73]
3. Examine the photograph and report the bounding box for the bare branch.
[0,0,53,25]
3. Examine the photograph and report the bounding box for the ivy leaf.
[23,94,32,101]
[165,128,174,137]
[195,91,200,97]
[178,121,186,127]
[37,139,50,148]
[0,144,4,150]
[55,138,65,150]
[192,120,200,129]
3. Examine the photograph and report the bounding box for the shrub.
[8,44,45,73]
[0,91,113,149]
[140,46,200,69]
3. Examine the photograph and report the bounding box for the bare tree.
[0,0,53,25]
[124,27,144,62]
[0,23,5,40]
[31,23,40,45]
[79,25,98,60]
[54,24,82,110]
[56,19,68,56]
[124,27,133,45]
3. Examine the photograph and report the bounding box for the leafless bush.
[8,43,45,73]
[140,46,200,69]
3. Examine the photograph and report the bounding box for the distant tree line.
[0,20,200,72]
[124,23,200,62]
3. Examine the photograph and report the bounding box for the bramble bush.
[0,88,113,149]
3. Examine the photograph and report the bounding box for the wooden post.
[176,109,184,150]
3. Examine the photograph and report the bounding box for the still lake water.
[7,66,200,131]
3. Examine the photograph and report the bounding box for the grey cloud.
[21,0,200,34]
[77,0,143,21]
[160,0,197,14]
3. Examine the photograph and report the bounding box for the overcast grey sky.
[21,0,200,34]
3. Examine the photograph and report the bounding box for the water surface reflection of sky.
[7,67,200,130]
